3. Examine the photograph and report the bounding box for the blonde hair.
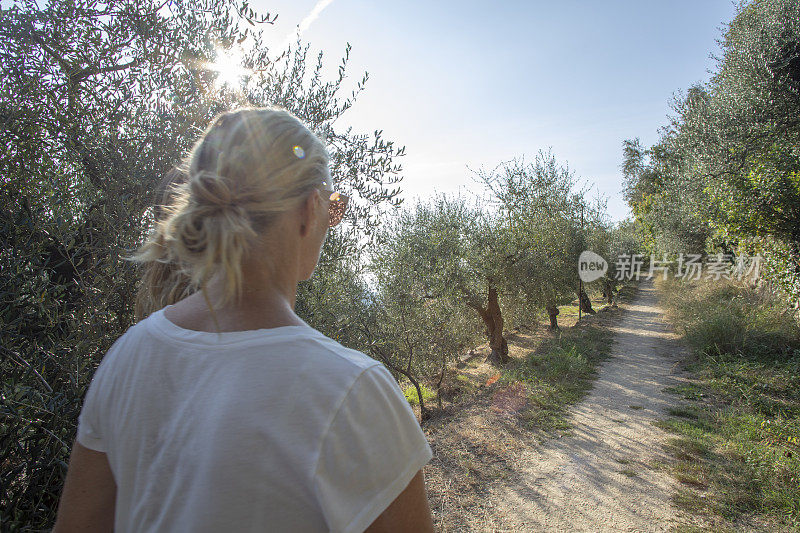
[128,108,330,325]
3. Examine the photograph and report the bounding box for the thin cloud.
[298,0,336,35]
[280,0,336,51]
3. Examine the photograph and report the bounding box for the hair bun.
[190,171,238,211]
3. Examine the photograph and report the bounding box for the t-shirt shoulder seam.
[304,337,380,369]
[310,363,383,479]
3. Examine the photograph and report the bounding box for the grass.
[500,322,615,433]
[666,405,701,419]
[657,277,800,530]
[558,304,581,316]
[455,373,479,389]
[438,373,482,405]
[497,282,637,434]
[664,383,706,401]
[403,383,436,406]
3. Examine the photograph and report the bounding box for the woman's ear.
[299,189,322,237]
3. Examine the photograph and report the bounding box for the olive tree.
[371,196,515,371]
[366,200,484,417]
[600,218,644,303]
[478,151,604,328]
[621,134,713,256]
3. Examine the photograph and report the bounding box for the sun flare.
[207,46,248,88]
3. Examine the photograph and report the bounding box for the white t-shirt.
[77,305,433,533]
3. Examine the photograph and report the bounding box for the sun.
[207,46,249,88]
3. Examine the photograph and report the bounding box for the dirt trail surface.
[488,280,688,531]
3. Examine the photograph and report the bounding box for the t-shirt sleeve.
[75,356,112,452]
[313,364,434,533]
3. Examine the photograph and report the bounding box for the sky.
[251,0,739,222]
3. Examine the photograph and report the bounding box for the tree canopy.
[623,0,800,304]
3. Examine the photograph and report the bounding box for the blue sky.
[253,0,739,221]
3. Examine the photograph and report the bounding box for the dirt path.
[488,280,689,531]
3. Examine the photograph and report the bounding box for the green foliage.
[296,256,374,351]
[622,132,712,255]
[403,383,436,406]
[366,197,486,413]
[372,196,485,305]
[477,151,607,310]
[735,234,800,308]
[623,0,800,304]
[604,218,646,285]
[659,278,800,528]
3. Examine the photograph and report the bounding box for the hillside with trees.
[621,1,800,528]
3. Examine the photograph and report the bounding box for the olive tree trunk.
[465,283,510,366]
[546,303,560,330]
[578,288,596,314]
[602,278,614,304]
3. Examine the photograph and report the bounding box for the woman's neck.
[164,272,304,333]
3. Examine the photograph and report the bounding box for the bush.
[403,383,436,406]
[658,277,800,528]
[661,278,800,361]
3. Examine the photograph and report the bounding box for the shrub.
[403,383,436,406]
